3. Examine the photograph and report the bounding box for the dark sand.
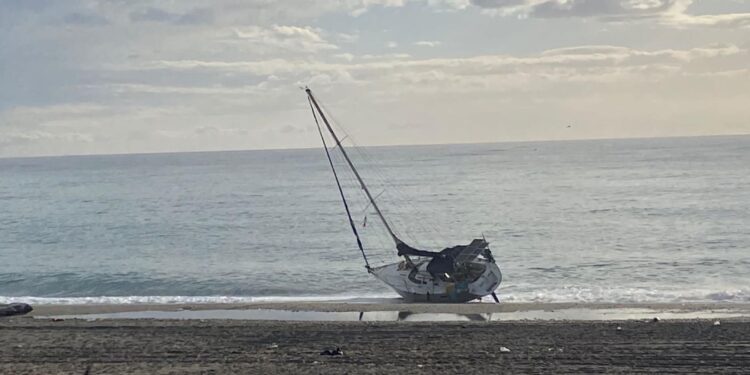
[2,304,750,374]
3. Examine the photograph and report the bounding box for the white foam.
[497,287,750,303]
[2,288,748,305]
[0,294,399,305]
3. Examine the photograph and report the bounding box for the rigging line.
[315,104,445,245]
[328,115,398,264]
[316,111,430,224]
[361,190,386,214]
[308,96,370,270]
[331,150,391,263]
[344,167,417,250]
[330,144,435,239]
[325,123,402,262]
[322,119,407,264]
[316,95,450,250]
[307,89,406,249]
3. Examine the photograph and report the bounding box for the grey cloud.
[531,0,677,19]
[129,7,214,25]
[129,7,175,23]
[471,0,682,16]
[176,8,215,25]
[63,12,109,26]
[470,0,525,8]
[469,0,750,28]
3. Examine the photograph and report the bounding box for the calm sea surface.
[1,136,749,304]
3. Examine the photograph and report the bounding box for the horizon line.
[1,133,748,161]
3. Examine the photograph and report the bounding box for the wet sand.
[26,300,750,316]
[2,314,749,374]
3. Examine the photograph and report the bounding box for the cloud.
[1,0,748,157]
[426,0,472,9]
[349,0,407,16]
[414,40,442,47]
[194,125,248,136]
[229,25,339,52]
[144,43,743,79]
[0,104,106,151]
[470,0,750,28]
[129,7,175,23]
[334,53,355,61]
[528,0,680,19]
[63,12,109,26]
[665,12,750,28]
[361,53,412,59]
[470,0,685,16]
[0,131,94,148]
[129,7,215,25]
[177,8,215,25]
[99,83,267,95]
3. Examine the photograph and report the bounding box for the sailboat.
[305,88,502,303]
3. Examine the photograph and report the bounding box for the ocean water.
[1,135,749,304]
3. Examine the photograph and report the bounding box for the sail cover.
[442,239,488,264]
[397,239,489,276]
[398,239,487,261]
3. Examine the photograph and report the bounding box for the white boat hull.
[369,260,502,303]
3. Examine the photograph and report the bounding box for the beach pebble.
[417,364,424,368]
[499,346,511,353]
[713,321,721,326]
[616,326,623,331]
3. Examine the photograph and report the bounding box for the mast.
[307,96,370,270]
[306,88,413,263]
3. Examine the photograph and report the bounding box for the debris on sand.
[652,317,660,323]
[267,343,279,349]
[499,346,511,353]
[0,303,33,317]
[616,326,623,331]
[713,321,721,326]
[320,347,344,356]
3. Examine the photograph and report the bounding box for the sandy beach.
[1,302,749,374]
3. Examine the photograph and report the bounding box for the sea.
[1,135,748,305]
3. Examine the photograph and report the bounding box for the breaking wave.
[3,288,748,305]
[497,287,750,303]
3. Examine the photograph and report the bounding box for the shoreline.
[21,301,750,322]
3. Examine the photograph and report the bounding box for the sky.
[1,0,749,157]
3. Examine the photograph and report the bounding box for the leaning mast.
[306,88,413,264]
